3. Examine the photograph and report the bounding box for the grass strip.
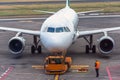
[0,0,57,2]
[0,2,119,16]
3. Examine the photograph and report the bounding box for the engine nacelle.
[8,37,25,55]
[98,36,115,54]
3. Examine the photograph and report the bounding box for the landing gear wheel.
[92,45,96,53]
[86,45,89,54]
[84,35,96,54]
[31,45,36,54]
[31,36,42,54]
[37,45,41,54]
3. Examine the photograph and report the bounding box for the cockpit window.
[47,27,55,32]
[47,27,70,33]
[64,27,70,32]
[56,27,63,32]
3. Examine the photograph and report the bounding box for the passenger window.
[47,27,55,32]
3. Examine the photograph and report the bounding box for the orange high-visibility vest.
[95,61,100,69]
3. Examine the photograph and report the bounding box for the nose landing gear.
[31,35,41,54]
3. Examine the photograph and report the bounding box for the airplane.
[0,0,120,58]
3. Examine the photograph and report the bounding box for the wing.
[33,10,55,14]
[77,9,103,15]
[0,27,40,35]
[76,27,120,38]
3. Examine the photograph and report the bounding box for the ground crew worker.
[95,60,100,77]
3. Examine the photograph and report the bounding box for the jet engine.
[98,36,115,54]
[8,37,25,55]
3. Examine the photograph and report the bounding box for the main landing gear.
[84,35,96,54]
[31,35,41,54]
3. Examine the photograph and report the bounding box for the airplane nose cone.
[40,33,72,52]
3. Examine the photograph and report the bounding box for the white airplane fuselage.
[40,6,79,53]
[0,0,119,57]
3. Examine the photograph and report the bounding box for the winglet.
[66,0,70,7]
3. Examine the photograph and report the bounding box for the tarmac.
[0,15,120,80]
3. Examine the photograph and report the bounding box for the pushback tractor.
[44,56,72,74]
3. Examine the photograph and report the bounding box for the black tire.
[92,45,96,53]
[37,45,41,53]
[31,45,36,54]
[86,45,89,54]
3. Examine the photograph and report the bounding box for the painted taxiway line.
[0,66,14,80]
[106,67,112,80]
[54,75,59,80]
[0,18,46,21]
